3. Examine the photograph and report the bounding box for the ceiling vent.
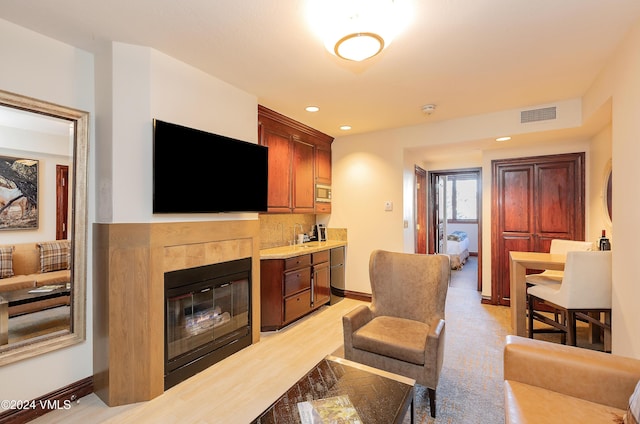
[521,106,557,123]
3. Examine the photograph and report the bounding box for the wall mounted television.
[153,119,268,213]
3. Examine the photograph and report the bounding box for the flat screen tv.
[153,119,268,213]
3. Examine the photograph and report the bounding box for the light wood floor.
[31,298,366,424]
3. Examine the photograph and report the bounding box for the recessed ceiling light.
[340,125,352,131]
[305,106,320,112]
[496,136,511,142]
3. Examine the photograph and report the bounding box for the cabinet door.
[315,145,331,185]
[261,128,292,213]
[292,138,315,213]
[312,261,330,307]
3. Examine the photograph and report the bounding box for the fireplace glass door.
[164,258,252,388]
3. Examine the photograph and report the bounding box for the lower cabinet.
[261,250,331,331]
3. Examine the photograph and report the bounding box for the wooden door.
[56,165,69,240]
[491,153,585,306]
[292,138,315,213]
[260,124,292,212]
[415,166,427,254]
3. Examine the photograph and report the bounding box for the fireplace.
[164,257,252,389]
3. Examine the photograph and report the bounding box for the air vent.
[521,106,557,123]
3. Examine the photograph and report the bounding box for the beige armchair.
[504,335,640,423]
[342,250,450,418]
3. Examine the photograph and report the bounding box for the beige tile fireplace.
[93,220,261,407]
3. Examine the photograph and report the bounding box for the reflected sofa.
[0,241,71,316]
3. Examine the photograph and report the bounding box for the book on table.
[297,395,362,424]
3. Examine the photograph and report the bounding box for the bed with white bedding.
[446,231,470,270]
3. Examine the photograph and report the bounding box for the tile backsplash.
[258,214,347,249]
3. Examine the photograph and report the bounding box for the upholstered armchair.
[342,250,450,418]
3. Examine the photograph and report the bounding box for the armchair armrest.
[504,335,640,409]
[425,318,445,376]
[342,305,373,355]
[343,305,373,335]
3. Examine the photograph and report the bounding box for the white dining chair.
[527,250,612,348]
[525,239,594,286]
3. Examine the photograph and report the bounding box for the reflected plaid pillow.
[38,240,70,273]
[625,381,640,424]
[0,246,15,279]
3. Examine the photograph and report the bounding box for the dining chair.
[527,250,612,348]
[525,239,594,286]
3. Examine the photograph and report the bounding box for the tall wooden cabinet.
[258,105,333,214]
[491,152,585,306]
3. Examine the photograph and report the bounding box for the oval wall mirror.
[604,160,612,225]
[0,89,87,366]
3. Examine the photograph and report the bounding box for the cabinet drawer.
[312,250,329,265]
[284,290,311,323]
[284,267,311,296]
[285,254,311,270]
[315,202,331,214]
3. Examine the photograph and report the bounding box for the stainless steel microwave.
[316,184,331,203]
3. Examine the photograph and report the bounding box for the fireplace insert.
[164,258,252,389]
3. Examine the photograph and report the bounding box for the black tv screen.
[153,119,268,213]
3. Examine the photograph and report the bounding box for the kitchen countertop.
[259,240,347,260]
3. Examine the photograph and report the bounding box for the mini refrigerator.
[330,246,345,305]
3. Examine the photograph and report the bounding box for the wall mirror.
[604,160,612,225]
[0,89,87,366]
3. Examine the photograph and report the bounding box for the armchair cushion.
[352,316,429,365]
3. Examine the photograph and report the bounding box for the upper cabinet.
[258,105,334,214]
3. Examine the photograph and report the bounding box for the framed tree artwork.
[0,155,38,230]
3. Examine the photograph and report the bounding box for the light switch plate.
[384,201,393,211]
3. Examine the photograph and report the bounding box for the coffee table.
[0,284,71,345]
[251,355,415,424]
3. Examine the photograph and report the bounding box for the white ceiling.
[2,0,639,143]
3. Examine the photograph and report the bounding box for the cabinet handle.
[311,274,315,305]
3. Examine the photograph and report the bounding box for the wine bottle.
[599,230,611,251]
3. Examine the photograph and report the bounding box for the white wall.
[584,20,640,357]
[96,42,259,224]
[0,18,95,403]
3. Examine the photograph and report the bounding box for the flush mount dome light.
[307,0,413,62]
[335,32,384,61]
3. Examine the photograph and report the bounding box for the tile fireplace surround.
[93,220,261,407]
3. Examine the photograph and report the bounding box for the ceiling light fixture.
[496,136,512,142]
[305,106,320,112]
[340,125,352,131]
[307,0,413,62]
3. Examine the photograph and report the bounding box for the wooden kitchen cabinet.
[311,250,330,306]
[258,105,333,214]
[260,126,293,212]
[260,250,331,331]
[315,144,332,185]
[292,138,315,213]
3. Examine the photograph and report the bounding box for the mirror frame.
[603,159,613,227]
[0,89,88,366]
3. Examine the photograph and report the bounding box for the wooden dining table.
[508,251,566,337]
